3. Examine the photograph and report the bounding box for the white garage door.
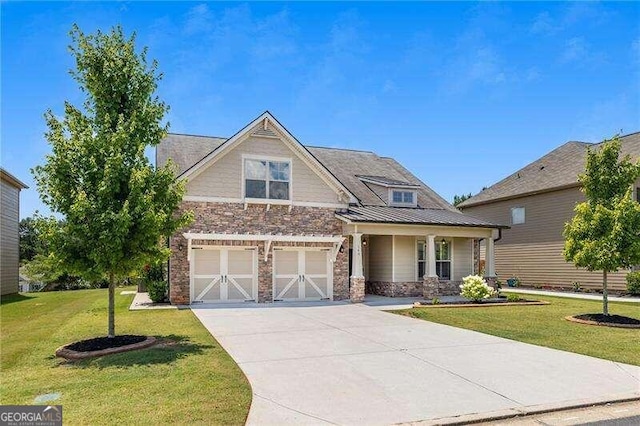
[191,247,257,303]
[273,248,332,301]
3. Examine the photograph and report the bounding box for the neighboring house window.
[436,239,451,280]
[417,239,451,280]
[636,187,640,203]
[244,159,290,200]
[390,190,415,206]
[511,207,525,225]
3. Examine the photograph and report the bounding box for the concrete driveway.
[191,301,640,425]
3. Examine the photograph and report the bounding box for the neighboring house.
[158,111,506,304]
[459,132,640,291]
[1,168,28,296]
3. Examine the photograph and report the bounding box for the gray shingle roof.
[356,175,419,187]
[459,132,640,208]
[156,133,226,175]
[306,146,455,210]
[336,206,506,228]
[158,133,456,211]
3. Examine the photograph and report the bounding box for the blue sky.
[2,1,639,218]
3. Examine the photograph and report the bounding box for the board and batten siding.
[393,236,416,281]
[368,235,392,282]
[452,238,473,281]
[366,235,474,283]
[1,179,20,295]
[186,132,341,204]
[463,186,631,291]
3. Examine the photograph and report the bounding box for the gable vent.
[252,128,278,138]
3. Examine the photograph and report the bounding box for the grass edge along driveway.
[396,293,640,366]
[0,288,252,425]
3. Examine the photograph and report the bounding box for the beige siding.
[452,238,473,281]
[463,186,636,291]
[186,130,341,204]
[1,180,20,295]
[368,235,392,281]
[462,187,585,245]
[495,242,629,291]
[393,236,416,281]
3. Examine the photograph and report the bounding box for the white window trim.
[388,188,417,207]
[416,238,453,281]
[242,154,293,202]
[511,207,525,225]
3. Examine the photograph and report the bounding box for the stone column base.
[423,276,439,299]
[484,276,497,290]
[350,276,365,303]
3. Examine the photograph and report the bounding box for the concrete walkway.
[191,301,639,425]
[502,288,640,303]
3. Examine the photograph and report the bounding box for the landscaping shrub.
[627,271,640,296]
[572,281,582,292]
[146,280,168,303]
[506,293,522,302]
[460,275,495,302]
[142,262,167,303]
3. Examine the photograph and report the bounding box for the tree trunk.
[108,272,115,338]
[602,270,609,316]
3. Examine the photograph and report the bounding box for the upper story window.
[511,207,525,225]
[390,190,416,206]
[244,159,290,200]
[636,187,639,203]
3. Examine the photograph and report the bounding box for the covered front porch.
[336,207,505,303]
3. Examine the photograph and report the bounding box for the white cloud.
[530,11,558,35]
[560,37,607,66]
[183,3,213,36]
[561,37,588,63]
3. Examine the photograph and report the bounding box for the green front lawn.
[0,288,251,424]
[397,293,640,366]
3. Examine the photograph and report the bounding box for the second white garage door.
[273,248,333,301]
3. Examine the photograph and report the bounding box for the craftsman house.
[158,112,505,304]
[459,132,640,291]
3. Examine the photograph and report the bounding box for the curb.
[402,393,640,425]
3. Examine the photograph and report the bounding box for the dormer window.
[244,158,290,200]
[390,190,416,206]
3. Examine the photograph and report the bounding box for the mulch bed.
[566,314,640,329]
[56,335,157,360]
[414,299,549,308]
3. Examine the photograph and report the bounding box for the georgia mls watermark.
[0,406,62,426]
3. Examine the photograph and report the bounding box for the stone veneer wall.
[367,281,423,297]
[169,202,349,304]
[366,280,462,298]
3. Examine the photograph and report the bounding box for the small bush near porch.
[0,288,251,424]
[396,293,640,366]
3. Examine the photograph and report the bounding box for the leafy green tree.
[453,193,472,206]
[564,137,640,315]
[33,25,192,337]
[19,217,44,262]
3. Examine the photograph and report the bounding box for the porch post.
[423,234,439,299]
[484,236,497,289]
[350,233,365,303]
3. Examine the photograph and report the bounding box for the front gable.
[182,112,355,206]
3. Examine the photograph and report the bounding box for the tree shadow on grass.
[1,293,36,305]
[66,335,214,369]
